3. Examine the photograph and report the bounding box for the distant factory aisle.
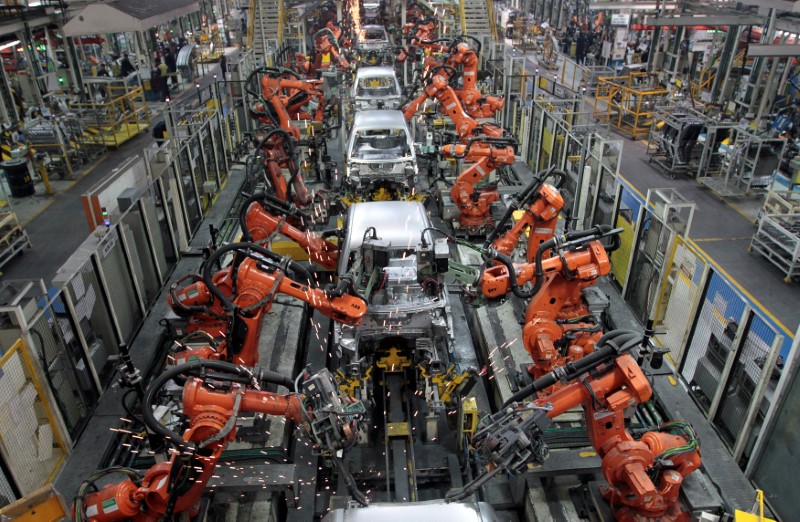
[616,135,800,336]
[1,133,155,283]
[0,59,229,285]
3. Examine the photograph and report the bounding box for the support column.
[710,25,741,105]
[741,9,776,114]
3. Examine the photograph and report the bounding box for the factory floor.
[1,45,796,519]
[0,55,231,284]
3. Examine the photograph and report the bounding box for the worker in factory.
[158,59,170,101]
[119,53,136,78]
[576,31,588,65]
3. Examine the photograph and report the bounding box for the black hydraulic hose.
[446,34,483,56]
[239,194,264,242]
[169,274,223,319]
[332,455,370,507]
[548,169,567,189]
[202,242,316,311]
[489,225,618,299]
[238,192,302,243]
[246,67,300,98]
[502,330,643,406]
[313,28,341,52]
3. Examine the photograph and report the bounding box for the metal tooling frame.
[694,119,739,180]
[646,104,710,179]
[699,128,787,198]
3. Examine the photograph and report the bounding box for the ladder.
[460,0,492,37]
[249,0,283,67]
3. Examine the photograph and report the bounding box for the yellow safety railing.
[486,0,497,40]
[459,0,467,34]
[247,0,256,50]
[593,73,672,139]
[69,85,151,148]
[278,0,285,44]
[691,49,746,101]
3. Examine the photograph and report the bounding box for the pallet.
[749,213,800,282]
[762,189,800,216]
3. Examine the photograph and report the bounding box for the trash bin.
[1,158,34,198]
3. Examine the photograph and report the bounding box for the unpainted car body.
[345,110,418,198]
[352,66,403,110]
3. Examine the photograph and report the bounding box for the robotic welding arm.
[448,329,697,521]
[75,362,366,522]
[483,167,567,258]
[167,242,365,366]
[478,224,621,300]
[240,191,339,270]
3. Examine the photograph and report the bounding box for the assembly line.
[62,2,718,521]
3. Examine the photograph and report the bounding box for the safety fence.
[0,95,241,503]
[747,332,800,521]
[0,339,68,501]
[511,98,621,235]
[610,179,792,473]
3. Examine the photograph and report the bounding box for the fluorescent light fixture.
[0,40,21,52]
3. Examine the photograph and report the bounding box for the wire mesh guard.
[0,340,66,496]
[96,229,142,344]
[681,272,746,413]
[714,314,778,449]
[655,240,706,362]
[610,188,642,286]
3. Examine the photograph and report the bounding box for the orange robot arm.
[478,226,619,300]
[451,329,700,521]
[447,41,505,118]
[233,257,366,327]
[255,128,311,207]
[78,363,362,522]
[243,199,339,270]
[443,139,516,226]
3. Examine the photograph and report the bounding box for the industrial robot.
[247,67,327,130]
[239,191,340,270]
[73,362,367,521]
[415,37,505,119]
[398,32,505,118]
[402,65,514,235]
[483,168,566,259]
[447,328,700,522]
[472,225,621,389]
[246,67,335,205]
[311,26,351,77]
[168,242,366,367]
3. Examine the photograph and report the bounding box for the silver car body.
[345,110,418,194]
[322,501,500,522]
[335,201,453,376]
[352,66,403,110]
[355,24,391,53]
[362,2,382,23]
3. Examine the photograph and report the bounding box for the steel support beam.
[648,15,763,26]
[747,44,800,57]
